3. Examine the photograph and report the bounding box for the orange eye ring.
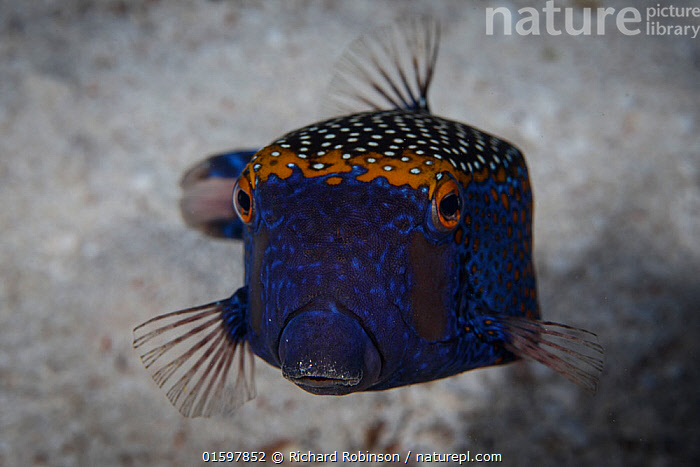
[232,175,254,224]
[431,177,462,231]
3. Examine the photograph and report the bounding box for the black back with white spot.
[272,109,524,177]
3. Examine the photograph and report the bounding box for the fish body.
[134,19,603,417]
[241,108,535,393]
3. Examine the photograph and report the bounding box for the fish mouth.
[278,306,381,396]
[283,371,363,395]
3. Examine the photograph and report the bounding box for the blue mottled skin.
[218,152,528,389]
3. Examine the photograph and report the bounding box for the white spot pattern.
[270,109,523,179]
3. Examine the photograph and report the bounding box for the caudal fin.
[502,316,604,393]
[179,150,257,239]
[133,291,255,417]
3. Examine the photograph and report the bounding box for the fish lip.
[281,363,362,386]
[277,304,383,395]
[278,295,383,363]
[279,324,367,395]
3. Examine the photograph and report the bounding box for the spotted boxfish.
[133,19,603,417]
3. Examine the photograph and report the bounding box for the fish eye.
[431,177,462,231]
[232,175,254,224]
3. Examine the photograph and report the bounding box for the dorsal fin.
[322,17,440,117]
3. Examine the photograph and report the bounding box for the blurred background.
[1,0,698,465]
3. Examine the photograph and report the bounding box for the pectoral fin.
[133,288,255,417]
[501,316,604,393]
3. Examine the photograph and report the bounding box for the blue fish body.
[134,20,603,417]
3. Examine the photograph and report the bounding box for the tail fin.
[502,316,604,393]
[179,150,257,239]
[133,290,255,417]
[323,17,440,116]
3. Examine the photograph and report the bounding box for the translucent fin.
[180,150,257,239]
[502,316,605,393]
[133,291,255,417]
[180,177,240,238]
[322,17,440,117]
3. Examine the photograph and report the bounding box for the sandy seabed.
[1,1,698,466]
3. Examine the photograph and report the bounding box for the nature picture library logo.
[485,1,700,38]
